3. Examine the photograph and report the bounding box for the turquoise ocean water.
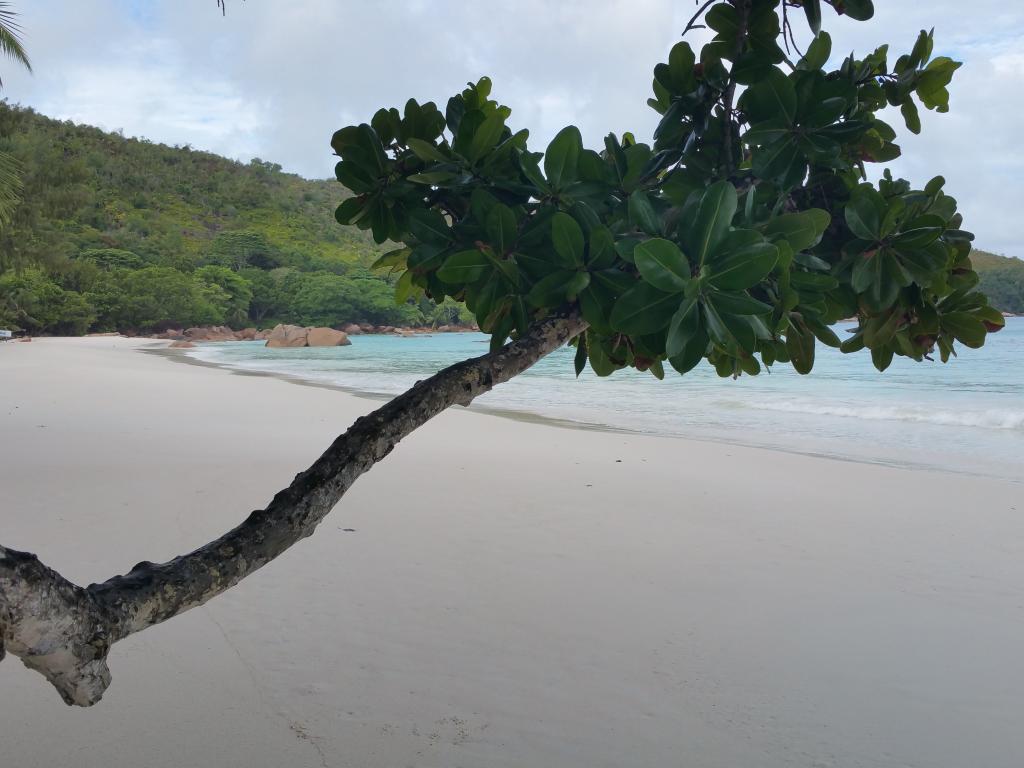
[185,318,1024,481]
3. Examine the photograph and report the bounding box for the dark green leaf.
[544,126,582,189]
[486,204,517,255]
[707,291,772,315]
[844,188,883,240]
[688,180,738,265]
[741,68,797,125]
[706,234,778,290]
[438,250,490,284]
[628,191,661,235]
[610,282,681,334]
[665,297,700,357]
[408,208,452,245]
[406,138,449,163]
[634,238,690,293]
[764,209,830,251]
[941,311,985,348]
[803,0,821,35]
[552,212,585,267]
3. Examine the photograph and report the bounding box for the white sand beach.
[1,337,1022,768]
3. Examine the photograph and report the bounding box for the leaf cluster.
[332,0,1001,377]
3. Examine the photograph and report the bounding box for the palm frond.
[0,148,23,227]
[0,2,31,83]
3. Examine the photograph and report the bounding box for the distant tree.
[194,264,253,326]
[0,1,1007,708]
[206,230,282,271]
[0,269,94,334]
[110,267,225,331]
[238,266,280,323]
[75,248,147,271]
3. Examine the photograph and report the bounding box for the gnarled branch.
[0,312,587,706]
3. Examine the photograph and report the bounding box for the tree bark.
[0,312,587,706]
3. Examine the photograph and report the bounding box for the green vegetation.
[0,2,31,226]
[0,103,468,333]
[972,250,1024,314]
[331,3,1002,377]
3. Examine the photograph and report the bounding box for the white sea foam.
[743,401,1024,431]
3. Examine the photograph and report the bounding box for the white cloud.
[34,39,268,159]
[2,0,1022,255]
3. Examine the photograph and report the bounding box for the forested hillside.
[0,102,464,334]
[971,250,1024,314]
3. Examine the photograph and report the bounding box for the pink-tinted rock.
[306,327,351,347]
[265,324,309,348]
[169,340,195,348]
[343,323,363,335]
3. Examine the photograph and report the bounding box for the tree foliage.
[0,104,471,332]
[333,0,1002,376]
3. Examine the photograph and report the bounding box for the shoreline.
[161,340,1022,484]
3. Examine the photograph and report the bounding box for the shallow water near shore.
[185,318,1024,481]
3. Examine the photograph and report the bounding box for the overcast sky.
[4,1,1022,255]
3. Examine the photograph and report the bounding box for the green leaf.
[941,311,985,348]
[764,209,830,251]
[486,204,517,255]
[844,188,883,240]
[526,269,577,307]
[394,269,417,304]
[408,208,452,245]
[370,246,410,272]
[335,196,370,226]
[900,99,921,134]
[468,114,506,162]
[871,345,894,372]
[668,326,708,374]
[552,212,585,267]
[741,68,797,125]
[544,126,582,189]
[406,138,449,163]
[688,180,738,265]
[609,282,680,335]
[804,317,841,348]
[574,336,588,377]
[752,136,805,185]
[587,333,618,377]
[799,30,831,71]
[803,0,821,35]
[786,322,815,374]
[634,238,690,293]
[628,191,661,235]
[743,119,791,146]
[586,226,617,269]
[733,49,775,85]
[839,0,874,21]
[707,291,772,315]
[703,301,755,354]
[437,250,490,284]
[665,297,700,357]
[706,233,778,290]
[407,171,458,185]
[565,271,591,298]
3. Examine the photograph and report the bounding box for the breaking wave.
[743,401,1024,431]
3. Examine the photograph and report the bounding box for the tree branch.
[0,312,587,706]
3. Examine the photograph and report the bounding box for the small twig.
[682,0,717,37]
